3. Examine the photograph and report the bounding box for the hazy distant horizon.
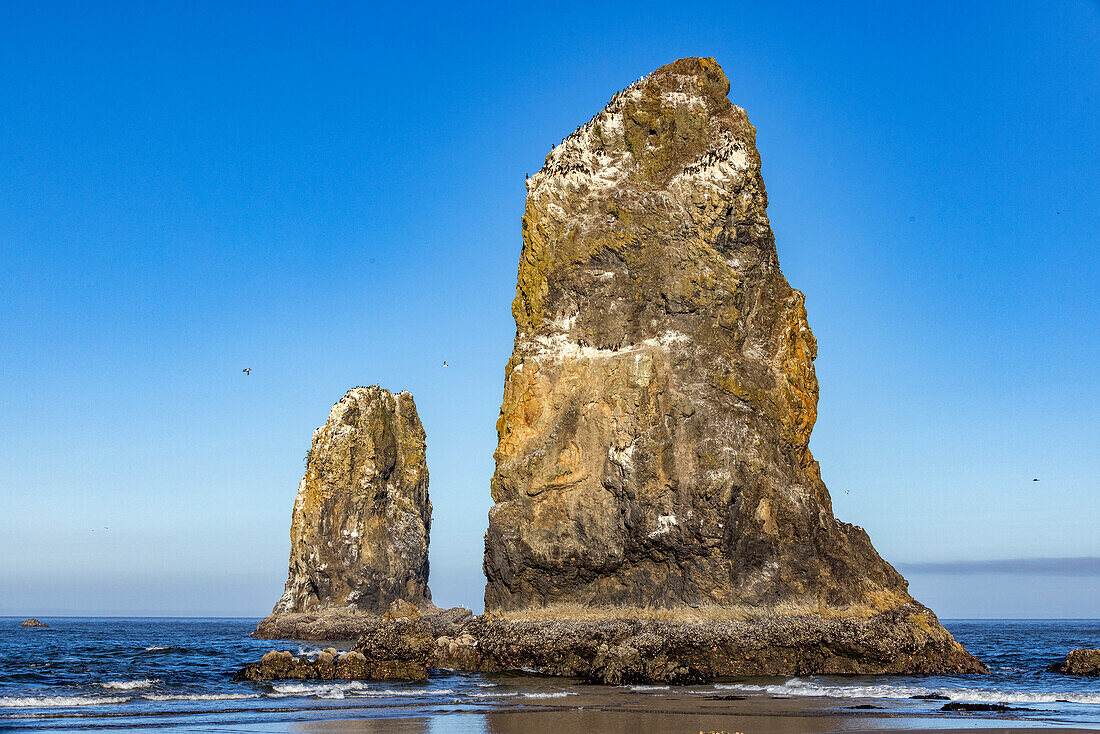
[5,556,1099,619]
[2,1,1097,619]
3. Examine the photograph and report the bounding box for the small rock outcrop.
[233,647,426,682]
[20,619,48,628]
[255,386,433,637]
[1050,649,1100,676]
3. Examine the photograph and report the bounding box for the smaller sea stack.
[255,386,433,638]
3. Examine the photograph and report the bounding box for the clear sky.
[1,1,1097,618]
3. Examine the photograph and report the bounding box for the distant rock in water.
[481,56,980,670]
[255,386,433,637]
[20,619,48,628]
[1050,649,1100,676]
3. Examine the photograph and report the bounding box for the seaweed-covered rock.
[257,386,433,636]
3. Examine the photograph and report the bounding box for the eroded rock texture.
[1050,649,1100,676]
[269,386,432,616]
[484,57,924,619]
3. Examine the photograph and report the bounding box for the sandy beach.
[29,687,1092,733]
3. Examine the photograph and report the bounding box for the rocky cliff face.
[270,386,433,616]
[484,57,917,618]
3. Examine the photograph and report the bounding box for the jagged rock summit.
[256,386,433,636]
[484,56,956,630]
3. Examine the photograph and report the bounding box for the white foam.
[141,693,261,702]
[0,695,129,708]
[143,646,170,651]
[712,678,1100,705]
[269,681,449,700]
[98,678,159,690]
[522,691,577,698]
[630,685,671,692]
[294,645,347,658]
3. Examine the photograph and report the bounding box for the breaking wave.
[712,678,1100,705]
[0,695,129,708]
[141,693,262,701]
[521,691,577,698]
[97,679,159,690]
[268,682,450,699]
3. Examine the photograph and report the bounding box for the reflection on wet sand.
[292,715,487,734]
[287,691,1094,734]
[485,709,861,733]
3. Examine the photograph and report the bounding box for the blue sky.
[1,1,1097,618]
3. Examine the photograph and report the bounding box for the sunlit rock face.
[484,57,915,618]
[273,386,432,615]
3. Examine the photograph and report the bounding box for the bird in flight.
[1033,478,1039,482]
[242,368,251,375]
[844,490,850,494]
[442,361,448,368]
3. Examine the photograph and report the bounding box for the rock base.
[1050,648,1100,676]
[252,606,471,641]
[237,603,986,685]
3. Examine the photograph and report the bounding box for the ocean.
[1,617,1098,731]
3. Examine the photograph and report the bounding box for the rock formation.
[483,56,967,647]
[1050,649,1100,676]
[256,386,433,635]
[238,57,986,681]
[237,607,985,685]
[20,618,48,628]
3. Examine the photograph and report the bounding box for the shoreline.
[14,690,1098,733]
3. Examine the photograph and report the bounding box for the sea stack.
[484,57,971,654]
[255,386,433,637]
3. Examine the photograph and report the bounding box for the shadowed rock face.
[271,386,432,615]
[484,57,918,618]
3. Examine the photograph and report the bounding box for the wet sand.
[86,691,1098,733]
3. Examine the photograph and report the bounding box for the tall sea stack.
[263,386,433,627]
[484,57,935,622]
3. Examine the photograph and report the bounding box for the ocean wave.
[141,693,262,701]
[712,678,1100,705]
[521,691,577,698]
[268,682,450,699]
[140,645,185,654]
[98,679,159,690]
[0,695,129,708]
[629,685,670,692]
[295,645,348,658]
